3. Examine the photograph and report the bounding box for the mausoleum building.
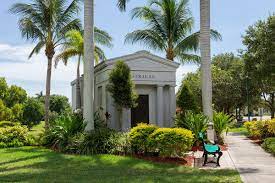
[71,51,179,131]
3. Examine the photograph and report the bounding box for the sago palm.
[10,0,81,129]
[125,0,221,63]
[55,28,112,109]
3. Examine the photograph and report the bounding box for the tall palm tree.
[10,0,81,129]
[200,0,214,141]
[125,0,221,63]
[55,28,112,109]
[83,0,95,131]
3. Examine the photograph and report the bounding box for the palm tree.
[200,0,214,141]
[55,28,112,110]
[125,0,221,63]
[82,0,129,131]
[83,0,95,131]
[10,0,81,129]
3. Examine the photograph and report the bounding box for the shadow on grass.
[0,147,242,183]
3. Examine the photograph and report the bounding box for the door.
[131,95,149,127]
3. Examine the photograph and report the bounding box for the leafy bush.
[175,111,208,145]
[129,123,158,153]
[150,128,193,157]
[261,137,275,156]
[44,112,85,151]
[0,121,20,127]
[68,128,115,155]
[244,121,261,138]
[22,98,44,128]
[107,132,131,155]
[0,125,28,148]
[213,112,233,144]
[267,119,275,136]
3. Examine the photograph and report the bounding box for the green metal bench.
[198,132,223,166]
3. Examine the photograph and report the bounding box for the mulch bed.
[130,154,194,166]
[248,136,263,145]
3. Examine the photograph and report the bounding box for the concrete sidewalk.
[225,133,275,183]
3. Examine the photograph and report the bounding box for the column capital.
[157,84,165,87]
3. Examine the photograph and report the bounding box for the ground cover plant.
[0,146,242,183]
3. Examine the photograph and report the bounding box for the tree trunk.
[76,55,82,109]
[270,93,274,119]
[83,0,95,131]
[44,56,53,130]
[200,0,215,142]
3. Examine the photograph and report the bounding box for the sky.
[0,0,275,102]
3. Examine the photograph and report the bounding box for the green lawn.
[0,147,241,183]
[228,126,248,136]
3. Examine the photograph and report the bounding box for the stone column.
[122,108,131,132]
[157,85,164,127]
[169,85,176,127]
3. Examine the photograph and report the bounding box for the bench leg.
[216,151,223,167]
[203,153,208,166]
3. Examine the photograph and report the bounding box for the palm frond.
[54,48,80,67]
[29,41,45,59]
[125,29,165,51]
[117,0,129,11]
[176,52,201,64]
[94,27,113,48]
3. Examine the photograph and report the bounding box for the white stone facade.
[71,51,179,131]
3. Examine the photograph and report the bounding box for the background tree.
[55,28,112,109]
[176,83,198,113]
[125,0,221,63]
[10,0,81,129]
[107,61,138,130]
[22,98,44,128]
[5,85,27,108]
[0,78,8,102]
[179,53,249,115]
[242,15,275,118]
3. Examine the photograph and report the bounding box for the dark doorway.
[131,95,149,127]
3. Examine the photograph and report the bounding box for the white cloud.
[0,43,198,100]
[0,43,81,100]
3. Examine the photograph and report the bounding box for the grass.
[228,126,248,136]
[0,147,242,183]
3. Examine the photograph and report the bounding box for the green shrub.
[267,119,275,136]
[129,123,158,153]
[68,128,116,155]
[107,132,131,155]
[150,128,193,157]
[213,112,233,144]
[0,121,20,127]
[244,120,273,139]
[22,98,44,128]
[175,111,208,145]
[44,112,85,151]
[261,137,275,156]
[0,125,28,148]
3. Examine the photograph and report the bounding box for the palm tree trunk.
[83,0,95,131]
[200,0,215,142]
[44,56,52,130]
[76,55,82,109]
